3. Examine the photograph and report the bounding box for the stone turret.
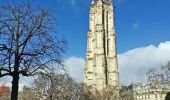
[84,0,119,99]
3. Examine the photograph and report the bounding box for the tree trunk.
[11,75,19,100]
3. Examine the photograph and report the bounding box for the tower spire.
[92,0,112,5]
[85,0,119,99]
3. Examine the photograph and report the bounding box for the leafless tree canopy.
[146,61,170,82]
[0,2,67,78]
[0,1,67,100]
[33,71,83,100]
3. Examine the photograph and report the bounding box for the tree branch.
[0,73,11,77]
[0,68,12,77]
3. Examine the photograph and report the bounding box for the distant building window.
[155,94,158,98]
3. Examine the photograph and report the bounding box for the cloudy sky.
[0,0,170,87]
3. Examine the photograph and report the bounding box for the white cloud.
[0,76,12,88]
[118,41,170,85]
[64,41,170,86]
[0,76,34,91]
[2,41,170,88]
[0,57,85,90]
[64,56,85,82]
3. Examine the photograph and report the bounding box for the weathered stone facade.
[120,81,170,100]
[132,81,170,100]
[84,0,119,99]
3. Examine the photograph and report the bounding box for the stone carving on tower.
[84,0,119,99]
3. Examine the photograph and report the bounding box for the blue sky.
[1,0,170,85]
[28,0,170,58]
[36,0,170,84]
[1,0,169,58]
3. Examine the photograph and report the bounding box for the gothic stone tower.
[84,0,119,99]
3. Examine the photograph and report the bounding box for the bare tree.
[82,85,119,100]
[146,61,170,83]
[33,70,55,100]
[0,1,67,100]
[146,68,158,82]
[33,70,83,100]
[161,61,170,81]
[18,86,38,100]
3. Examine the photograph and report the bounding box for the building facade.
[120,81,170,100]
[84,0,119,99]
[133,81,170,100]
[0,85,10,100]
